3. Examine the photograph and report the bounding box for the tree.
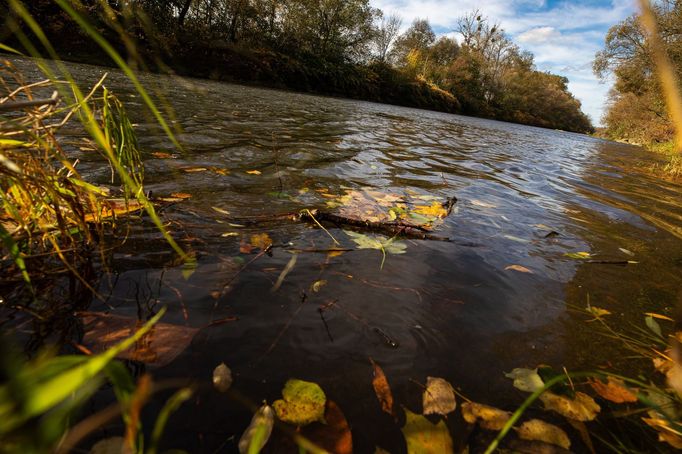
[372,12,402,63]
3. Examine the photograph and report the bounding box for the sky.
[369,0,638,126]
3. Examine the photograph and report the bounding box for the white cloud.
[369,0,638,125]
[517,26,561,44]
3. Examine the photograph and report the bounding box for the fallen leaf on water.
[517,419,571,450]
[246,170,262,175]
[171,192,192,199]
[212,206,231,215]
[505,264,533,274]
[619,247,635,256]
[238,404,274,454]
[588,376,637,403]
[182,167,208,173]
[208,166,230,175]
[586,305,611,319]
[152,151,174,159]
[311,280,327,293]
[301,401,353,454]
[645,312,675,322]
[643,416,682,449]
[221,232,239,238]
[79,312,199,367]
[540,391,600,421]
[471,199,497,208]
[461,401,511,430]
[412,202,448,219]
[369,357,395,417]
[423,376,456,416]
[505,368,545,393]
[250,233,273,251]
[273,379,326,426]
[401,407,454,454]
[327,249,346,258]
[345,231,407,255]
[212,363,233,392]
[83,199,143,222]
[564,251,592,259]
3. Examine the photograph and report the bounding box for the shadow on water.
[6,56,682,452]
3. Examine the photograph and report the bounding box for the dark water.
[7,57,682,452]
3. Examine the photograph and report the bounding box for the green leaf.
[273,379,326,426]
[238,404,274,454]
[401,407,454,453]
[645,315,663,338]
[504,368,544,393]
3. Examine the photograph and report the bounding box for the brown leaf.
[369,357,394,417]
[505,264,533,274]
[181,166,208,173]
[643,416,682,449]
[250,233,273,251]
[540,391,600,421]
[79,312,199,367]
[588,376,638,403]
[301,400,353,454]
[461,401,511,430]
[422,376,456,416]
[170,192,192,199]
[517,419,571,450]
[152,152,174,159]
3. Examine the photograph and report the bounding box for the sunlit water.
[6,57,682,452]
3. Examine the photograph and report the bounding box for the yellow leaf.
[422,377,456,416]
[587,305,611,319]
[461,402,511,430]
[412,202,448,219]
[540,391,600,421]
[250,233,272,251]
[517,419,571,450]
[401,407,453,454]
[311,280,327,293]
[152,151,173,159]
[327,249,346,258]
[182,167,208,173]
[505,264,533,274]
[246,170,262,175]
[643,417,682,449]
[170,192,192,199]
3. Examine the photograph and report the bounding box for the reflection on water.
[7,57,682,451]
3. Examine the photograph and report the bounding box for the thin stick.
[303,209,340,245]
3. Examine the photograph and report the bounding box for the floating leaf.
[505,368,545,393]
[170,192,192,199]
[401,407,454,454]
[645,315,663,338]
[327,249,346,258]
[301,401,353,454]
[79,312,199,367]
[645,312,675,322]
[470,199,497,208]
[345,231,406,255]
[152,151,174,159]
[182,167,208,173]
[564,251,592,259]
[588,376,637,403]
[246,170,262,175]
[273,379,326,426]
[423,377,456,416]
[504,264,533,274]
[586,305,611,319]
[412,202,448,219]
[643,416,682,449]
[370,358,394,417]
[517,419,571,449]
[212,363,233,392]
[212,206,231,215]
[461,402,511,430]
[540,391,600,421]
[311,280,327,293]
[238,404,274,454]
[208,166,230,175]
[221,232,239,237]
[250,233,273,251]
[619,247,635,256]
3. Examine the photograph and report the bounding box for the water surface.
[7,57,682,452]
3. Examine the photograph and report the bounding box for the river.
[5,57,682,452]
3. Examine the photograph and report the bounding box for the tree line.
[594,0,681,148]
[4,1,593,133]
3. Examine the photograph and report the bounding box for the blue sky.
[369,0,638,125]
